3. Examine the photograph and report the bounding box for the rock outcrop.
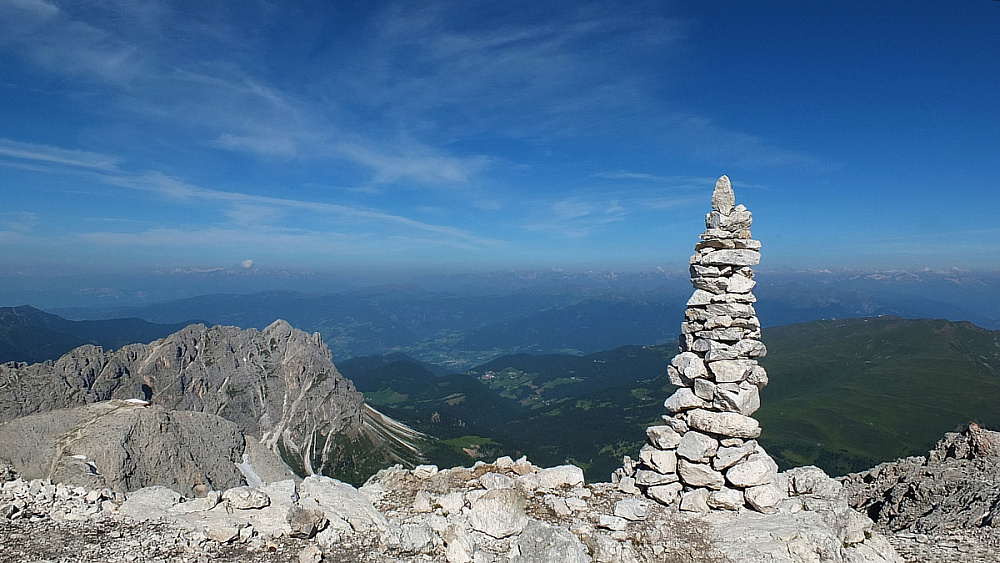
[842,423,1000,534]
[0,456,900,562]
[0,400,296,497]
[0,321,373,479]
[615,175,781,513]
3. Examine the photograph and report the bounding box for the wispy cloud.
[0,138,120,170]
[523,195,629,238]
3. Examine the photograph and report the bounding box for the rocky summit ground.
[2,452,904,563]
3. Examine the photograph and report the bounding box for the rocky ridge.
[0,320,412,482]
[614,176,781,514]
[841,423,1000,562]
[1,450,899,563]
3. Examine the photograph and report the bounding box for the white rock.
[664,388,710,413]
[711,175,735,215]
[646,425,682,449]
[647,482,682,506]
[222,486,270,510]
[639,445,677,475]
[479,472,514,490]
[726,453,779,488]
[677,459,725,490]
[536,465,584,489]
[634,469,678,486]
[693,378,717,400]
[679,488,710,513]
[687,289,714,306]
[713,382,761,416]
[297,475,388,531]
[700,249,760,267]
[744,483,783,513]
[707,487,746,511]
[727,273,756,293]
[517,519,590,563]
[614,498,650,521]
[413,490,433,512]
[598,514,628,531]
[676,431,719,463]
[468,489,528,539]
[708,359,755,383]
[413,464,439,479]
[687,409,761,439]
[670,352,708,380]
[118,486,182,521]
[713,441,756,471]
[436,491,465,515]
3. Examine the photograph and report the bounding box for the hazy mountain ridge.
[0,305,202,365]
[37,269,1000,370]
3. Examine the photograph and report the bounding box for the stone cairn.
[613,175,782,513]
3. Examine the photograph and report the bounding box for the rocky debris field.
[2,454,903,563]
[841,423,1000,563]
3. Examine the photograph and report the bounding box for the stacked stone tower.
[614,175,782,513]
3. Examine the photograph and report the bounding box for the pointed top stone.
[712,176,735,215]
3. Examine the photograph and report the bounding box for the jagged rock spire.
[614,175,782,513]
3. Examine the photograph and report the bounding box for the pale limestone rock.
[536,465,584,489]
[707,487,746,511]
[516,519,590,563]
[744,483,783,513]
[222,486,270,510]
[714,382,761,416]
[639,445,677,475]
[747,364,769,387]
[413,464,439,479]
[298,544,323,563]
[614,498,650,521]
[708,359,756,383]
[712,175,735,215]
[733,339,767,357]
[671,352,708,380]
[616,475,639,495]
[645,425,682,449]
[119,486,182,521]
[713,441,756,471]
[436,491,464,515]
[297,475,387,531]
[664,388,710,413]
[596,514,627,532]
[647,482,682,505]
[413,490,433,512]
[687,409,762,439]
[400,522,435,553]
[694,378,717,400]
[687,289,715,306]
[787,466,842,498]
[468,489,528,539]
[728,273,756,293]
[701,249,760,267]
[679,488,711,512]
[634,469,678,486]
[677,431,720,463]
[706,302,756,318]
[479,472,514,490]
[677,459,725,489]
[726,453,779,488]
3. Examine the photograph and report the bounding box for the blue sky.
[1,0,998,280]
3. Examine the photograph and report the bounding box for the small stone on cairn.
[613,175,782,513]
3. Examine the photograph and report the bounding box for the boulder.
[687,409,762,439]
[468,489,528,539]
[677,459,725,489]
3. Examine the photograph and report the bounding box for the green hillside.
[342,317,1000,481]
[756,317,1000,474]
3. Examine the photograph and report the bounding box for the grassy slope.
[756,317,1000,474]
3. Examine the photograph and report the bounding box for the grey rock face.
[0,320,366,478]
[516,519,590,563]
[0,400,246,496]
[842,423,1000,533]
